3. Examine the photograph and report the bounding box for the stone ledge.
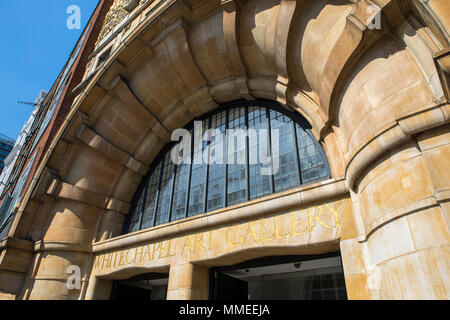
[46,179,131,215]
[92,177,349,253]
[346,102,449,191]
[361,196,440,242]
[34,241,92,253]
[0,237,34,252]
[0,291,16,300]
[435,188,450,202]
[0,238,34,274]
[75,123,149,176]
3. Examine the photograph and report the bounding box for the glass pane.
[248,107,272,200]
[124,104,332,234]
[188,119,209,216]
[227,107,247,206]
[154,152,175,226]
[171,136,192,221]
[207,111,227,211]
[127,188,145,233]
[141,162,162,229]
[270,110,300,192]
[296,124,329,184]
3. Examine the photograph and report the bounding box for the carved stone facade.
[0,0,449,300]
[96,0,147,46]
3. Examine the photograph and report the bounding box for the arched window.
[124,101,331,234]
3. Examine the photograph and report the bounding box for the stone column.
[340,189,371,300]
[84,276,114,300]
[349,128,450,299]
[20,200,103,300]
[167,263,210,300]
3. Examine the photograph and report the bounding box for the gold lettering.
[194,233,206,253]
[143,245,152,261]
[290,212,308,236]
[134,246,144,263]
[182,236,194,255]
[114,252,119,267]
[159,241,169,259]
[226,225,242,247]
[275,216,290,239]
[152,242,161,260]
[94,256,102,269]
[101,253,110,269]
[308,206,333,231]
[118,251,126,266]
[324,201,344,228]
[260,219,275,242]
[126,249,135,265]
[92,202,346,273]
[243,222,260,244]
[168,239,177,257]
[107,252,116,268]
[209,231,213,251]
[107,252,113,268]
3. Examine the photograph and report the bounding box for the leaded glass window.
[248,107,272,200]
[154,152,175,226]
[270,110,300,192]
[141,162,162,229]
[227,107,247,206]
[123,101,331,234]
[207,111,227,211]
[188,119,209,216]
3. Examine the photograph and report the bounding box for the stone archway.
[4,0,449,300]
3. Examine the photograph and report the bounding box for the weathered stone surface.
[1,0,449,300]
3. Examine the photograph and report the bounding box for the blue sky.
[0,1,99,140]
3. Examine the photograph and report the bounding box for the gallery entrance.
[210,253,347,300]
[110,273,169,300]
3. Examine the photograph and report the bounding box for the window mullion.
[245,106,250,202]
[203,117,211,214]
[184,128,194,219]
[224,110,229,207]
[152,157,165,227]
[293,123,303,186]
[167,161,177,224]
[266,109,275,194]
[138,177,149,231]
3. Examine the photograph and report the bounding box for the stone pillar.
[84,277,113,300]
[350,130,450,299]
[21,200,103,300]
[21,251,91,300]
[167,263,210,300]
[0,238,33,299]
[340,190,371,300]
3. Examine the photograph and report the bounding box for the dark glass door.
[210,253,347,300]
[110,273,168,300]
[111,283,152,300]
[213,272,248,300]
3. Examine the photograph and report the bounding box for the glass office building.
[0,134,14,175]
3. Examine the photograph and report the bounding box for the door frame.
[209,252,342,300]
[110,272,169,300]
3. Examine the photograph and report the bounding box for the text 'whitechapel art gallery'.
[0,0,449,300]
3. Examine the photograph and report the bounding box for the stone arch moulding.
[4,0,448,300]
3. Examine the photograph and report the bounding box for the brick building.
[0,0,449,300]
